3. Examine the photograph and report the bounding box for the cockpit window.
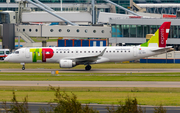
[6,51,9,54]
[15,51,19,54]
[0,51,4,54]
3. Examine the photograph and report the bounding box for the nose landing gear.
[21,63,25,70]
[85,65,91,71]
[22,65,25,70]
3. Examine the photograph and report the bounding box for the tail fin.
[140,22,171,48]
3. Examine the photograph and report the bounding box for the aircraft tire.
[22,67,25,70]
[85,65,91,71]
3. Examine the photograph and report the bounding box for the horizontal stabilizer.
[151,47,174,52]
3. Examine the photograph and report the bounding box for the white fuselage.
[5,46,163,64]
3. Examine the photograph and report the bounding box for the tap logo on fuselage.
[30,48,54,62]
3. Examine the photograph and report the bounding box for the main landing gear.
[21,63,25,70]
[85,65,91,71]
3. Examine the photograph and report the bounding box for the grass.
[0,38,58,43]
[1,62,180,69]
[1,72,180,81]
[14,38,25,42]
[0,86,179,92]
[30,38,58,42]
[0,87,180,106]
[13,38,58,42]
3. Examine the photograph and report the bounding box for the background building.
[110,17,180,50]
[0,0,130,14]
[1,0,180,50]
[134,0,180,14]
[1,0,180,14]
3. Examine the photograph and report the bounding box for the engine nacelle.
[59,60,76,68]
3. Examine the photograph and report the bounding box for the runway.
[0,102,180,113]
[1,68,180,73]
[0,81,180,87]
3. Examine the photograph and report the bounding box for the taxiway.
[0,81,180,87]
[1,68,180,73]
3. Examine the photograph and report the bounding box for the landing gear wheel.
[85,65,91,71]
[22,66,25,70]
[21,63,25,70]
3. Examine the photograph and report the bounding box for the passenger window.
[6,51,9,54]
[109,51,111,53]
[46,52,50,54]
[117,51,119,53]
[100,51,101,53]
[72,51,73,53]
[129,51,130,52]
[113,51,115,53]
[76,51,78,53]
[106,51,108,53]
[80,51,82,53]
[96,51,98,53]
[68,51,69,53]
[60,51,62,53]
[121,51,123,52]
[88,51,90,53]
[56,51,58,53]
[125,51,126,52]
[92,51,94,53]
[64,51,66,53]
[84,51,86,53]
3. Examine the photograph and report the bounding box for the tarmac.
[0,81,180,87]
[0,102,180,113]
[1,68,180,73]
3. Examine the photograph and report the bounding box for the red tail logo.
[159,22,171,47]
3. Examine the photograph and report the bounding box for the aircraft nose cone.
[4,57,9,62]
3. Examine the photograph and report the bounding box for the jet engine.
[59,60,76,68]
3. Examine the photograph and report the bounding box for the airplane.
[4,22,172,71]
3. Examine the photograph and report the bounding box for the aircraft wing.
[151,47,174,52]
[63,48,107,63]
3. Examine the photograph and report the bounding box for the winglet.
[98,48,107,56]
[140,22,171,48]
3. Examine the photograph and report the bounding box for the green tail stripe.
[140,41,148,47]
[140,29,159,47]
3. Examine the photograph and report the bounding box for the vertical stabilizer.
[140,22,171,48]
